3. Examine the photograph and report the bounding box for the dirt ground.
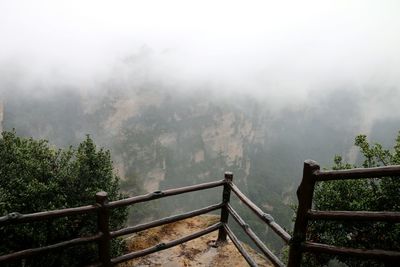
[118,215,272,267]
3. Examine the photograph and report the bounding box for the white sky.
[0,0,400,99]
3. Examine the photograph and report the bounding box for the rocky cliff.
[3,85,380,253]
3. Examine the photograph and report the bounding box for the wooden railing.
[0,172,290,267]
[287,160,400,267]
[2,161,399,266]
[224,174,290,267]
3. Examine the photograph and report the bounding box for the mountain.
[2,83,399,251]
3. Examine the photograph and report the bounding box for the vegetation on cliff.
[0,131,127,266]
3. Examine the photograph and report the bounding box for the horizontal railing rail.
[307,210,400,222]
[288,160,400,267]
[107,179,225,209]
[1,171,289,267]
[314,165,400,181]
[0,179,226,266]
[110,202,224,238]
[0,233,102,263]
[302,242,400,261]
[0,204,99,225]
[7,160,396,267]
[111,222,223,265]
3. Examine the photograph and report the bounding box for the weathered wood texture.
[308,210,400,222]
[0,180,226,265]
[315,165,400,181]
[288,160,319,267]
[107,179,225,209]
[217,172,233,243]
[0,234,102,263]
[223,224,259,267]
[1,170,286,267]
[110,202,224,238]
[229,181,291,243]
[4,160,397,267]
[96,191,111,267]
[0,205,99,226]
[227,204,285,267]
[303,242,400,261]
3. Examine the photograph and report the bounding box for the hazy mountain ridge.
[2,84,400,252]
[1,2,399,264]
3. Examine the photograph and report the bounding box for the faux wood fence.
[1,161,400,266]
[287,160,400,267]
[0,172,290,267]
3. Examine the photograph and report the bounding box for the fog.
[1,1,400,164]
[1,1,400,103]
[2,1,400,250]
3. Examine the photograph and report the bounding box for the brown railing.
[287,160,400,267]
[0,172,290,267]
[2,161,399,266]
[225,175,290,267]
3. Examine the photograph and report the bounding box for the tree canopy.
[0,131,127,266]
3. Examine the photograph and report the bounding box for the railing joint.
[262,213,274,223]
[156,243,166,249]
[7,212,21,220]
[152,190,164,197]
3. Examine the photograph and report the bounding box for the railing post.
[96,191,111,267]
[217,172,233,244]
[288,160,320,267]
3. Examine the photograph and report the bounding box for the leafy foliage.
[306,133,400,267]
[0,131,127,266]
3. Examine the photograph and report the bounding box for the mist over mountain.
[2,59,400,238]
[1,0,400,254]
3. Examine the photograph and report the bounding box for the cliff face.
[91,89,296,251]
[2,87,295,245]
[95,90,300,256]
[119,215,272,267]
[107,89,266,193]
[4,86,371,252]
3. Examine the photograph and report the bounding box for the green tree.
[0,131,127,266]
[306,133,400,267]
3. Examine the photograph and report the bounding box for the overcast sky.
[1,0,400,100]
